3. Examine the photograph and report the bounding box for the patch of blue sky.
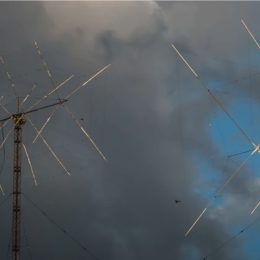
[208,79,227,92]
[181,244,201,260]
[209,112,250,157]
[227,223,260,260]
[256,52,260,65]
[192,153,224,206]
[237,51,260,72]
[241,227,260,260]
[210,96,260,177]
[189,37,260,260]
[193,89,260,210]
[207,92,260,259]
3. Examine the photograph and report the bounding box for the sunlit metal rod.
[0,184,4,195]
[65,64,111,100]
[171,42,255,148]
[27,117,71,176]
[22,143,37,186]
[32,108,57,144]
[64,104,107,161]
[241,19,260,49]
[20,84,37,108]
[251,200,260,215]
[0,55,18,97]
[185,208,207,237]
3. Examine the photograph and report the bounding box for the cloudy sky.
[0,2,260,260]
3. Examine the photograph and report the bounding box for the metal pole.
[12,114,25,260]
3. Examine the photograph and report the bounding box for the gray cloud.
[0,2,260,260]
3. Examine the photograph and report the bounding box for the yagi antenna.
[32,41,110,161]
[171,43,255,147]
[171,40,260,237]
[0,41,110,260]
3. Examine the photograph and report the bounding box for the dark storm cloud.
[0,2,260,260]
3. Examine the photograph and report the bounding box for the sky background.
[0,2,260,260]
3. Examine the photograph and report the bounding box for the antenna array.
[0,42,111,259]
[171,18,260,258]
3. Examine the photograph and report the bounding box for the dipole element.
[12,114,25,260]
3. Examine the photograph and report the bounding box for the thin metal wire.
[171,42,260,236]
[185,150,256,237]
[227,148,254,158]
[171,42,255,147]
[203,213,260,259]
[214,148,257,196]
[65,64,111,100]
[207,89,255,147]
[23,193,101,260]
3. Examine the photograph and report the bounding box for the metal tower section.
[0,42,110,260]
[12,114,25,260]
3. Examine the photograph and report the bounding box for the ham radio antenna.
[0,42,110,259]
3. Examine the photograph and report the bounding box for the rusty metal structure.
[0,41,110,259]
[12,113,25,260]
[0,99,66,260]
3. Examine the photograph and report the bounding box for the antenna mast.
[0,41,110,259]
[0,98,67,260]
[12,112,25,260]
